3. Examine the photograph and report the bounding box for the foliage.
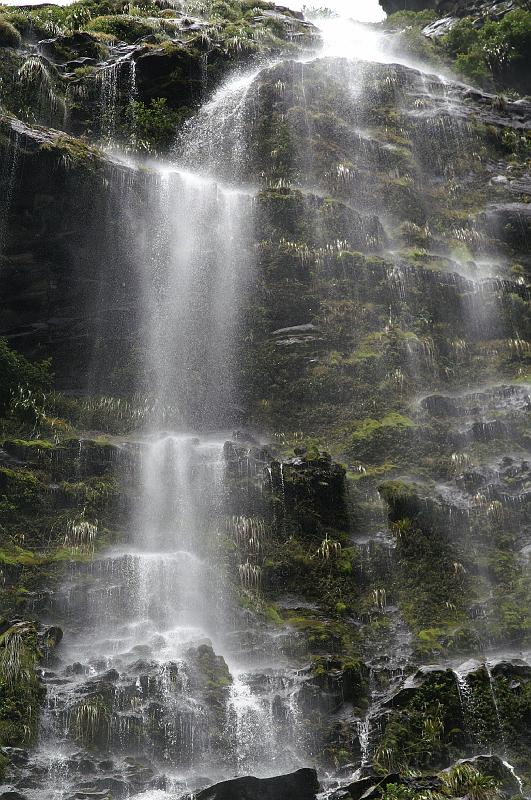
[85,14,157,42]
[0,622,44,747]
[380,765,501,800]
[442,9,531,91]
[122,97,185,154]
[441,764,500,800]
[0,18,21,48]
[381,10,438,30]
[1,3,91,38]
[0,339,51,417]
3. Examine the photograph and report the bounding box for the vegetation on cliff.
[0,0,529,794]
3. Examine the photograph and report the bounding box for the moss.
[264,603,283,624]
[40,133,102,170]
[351,413,415,441]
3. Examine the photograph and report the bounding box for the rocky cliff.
[0,0,529,798]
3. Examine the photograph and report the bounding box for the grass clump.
[0,18,21,48]
[85,14,158,42]
[0,339,51,418]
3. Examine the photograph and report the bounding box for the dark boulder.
[39,625,63,650]
[192,768,319,800]
[490,659,531,680]
[421,394,460,418]
[0,792,28,800]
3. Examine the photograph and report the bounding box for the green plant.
[0,339,51,417]
[85,14,157,42]
[0,18,21,48]
[442,9,531,91]
[442,764,500,800]
[122,97,185,154]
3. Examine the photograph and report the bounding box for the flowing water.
[2,0,530,796]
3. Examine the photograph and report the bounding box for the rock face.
[0,0,530,796]
[192,768,320,800]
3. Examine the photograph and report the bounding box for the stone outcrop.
[191,768,320,800]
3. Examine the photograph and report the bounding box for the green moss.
[351,413,415,441]
[40,134,102,169]
[264,604,283,624]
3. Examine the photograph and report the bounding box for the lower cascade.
[33,436,308,795]
[0,0,529,798]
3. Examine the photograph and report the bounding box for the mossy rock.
[0,18,21,49]
[38,31,108,63]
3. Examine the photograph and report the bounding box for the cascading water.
[2,0,529,796]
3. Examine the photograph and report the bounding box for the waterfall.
[139,168,254,427]
[2,0,530,795]
[485,663,508,754]
[99,55,137,144]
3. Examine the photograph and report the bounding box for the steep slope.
[0,0,529,798]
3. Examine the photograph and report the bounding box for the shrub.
[443,9,531,91]
[122,97,185,154]
[0,18,21,48]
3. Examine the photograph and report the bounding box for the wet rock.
[39,625,63,650]
[134,43,205,107]
[490,659,531,680]
[38,32,107,64]
[421,394,460,417]
[101,668,120,683]
[65,662,86,676]
[470,419,506,442]
[90,777,128,797]
[0,792,28,800]
[232,430,259,444]
[270,451,347,536]
[326,774,402,800]
[75,758,96,774]
[384,666,456,708]
[483,203,531,252]
[272,323,319,336]
[0,749,29,768]
[422,15,459,37]
[191,768,320,800]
